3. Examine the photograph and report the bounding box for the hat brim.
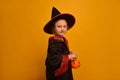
[44,13,75,34]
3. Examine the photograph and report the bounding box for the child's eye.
[57,25,61,28]
[64,25,67,28]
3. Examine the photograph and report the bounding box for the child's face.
[54,19,68,37]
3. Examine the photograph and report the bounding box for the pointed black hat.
[44,7,75,34]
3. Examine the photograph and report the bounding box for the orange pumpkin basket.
[71,59,80,69]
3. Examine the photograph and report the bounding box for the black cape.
[45,36,73,80]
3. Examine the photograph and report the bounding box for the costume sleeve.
[54,54,69,77]
[47,40,62,69]
[47,40,69,76]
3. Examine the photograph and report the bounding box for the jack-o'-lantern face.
[71,59,80,68]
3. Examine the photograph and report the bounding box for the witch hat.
[43,7,75,34]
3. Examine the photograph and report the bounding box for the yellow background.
[0,0,120,80]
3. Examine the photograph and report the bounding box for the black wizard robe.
[45,36,73,80]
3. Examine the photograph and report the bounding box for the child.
[43,7,78,80]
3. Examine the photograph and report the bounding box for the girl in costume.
[44,7,78,80]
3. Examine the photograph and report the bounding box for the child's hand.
[68,51,78,60]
